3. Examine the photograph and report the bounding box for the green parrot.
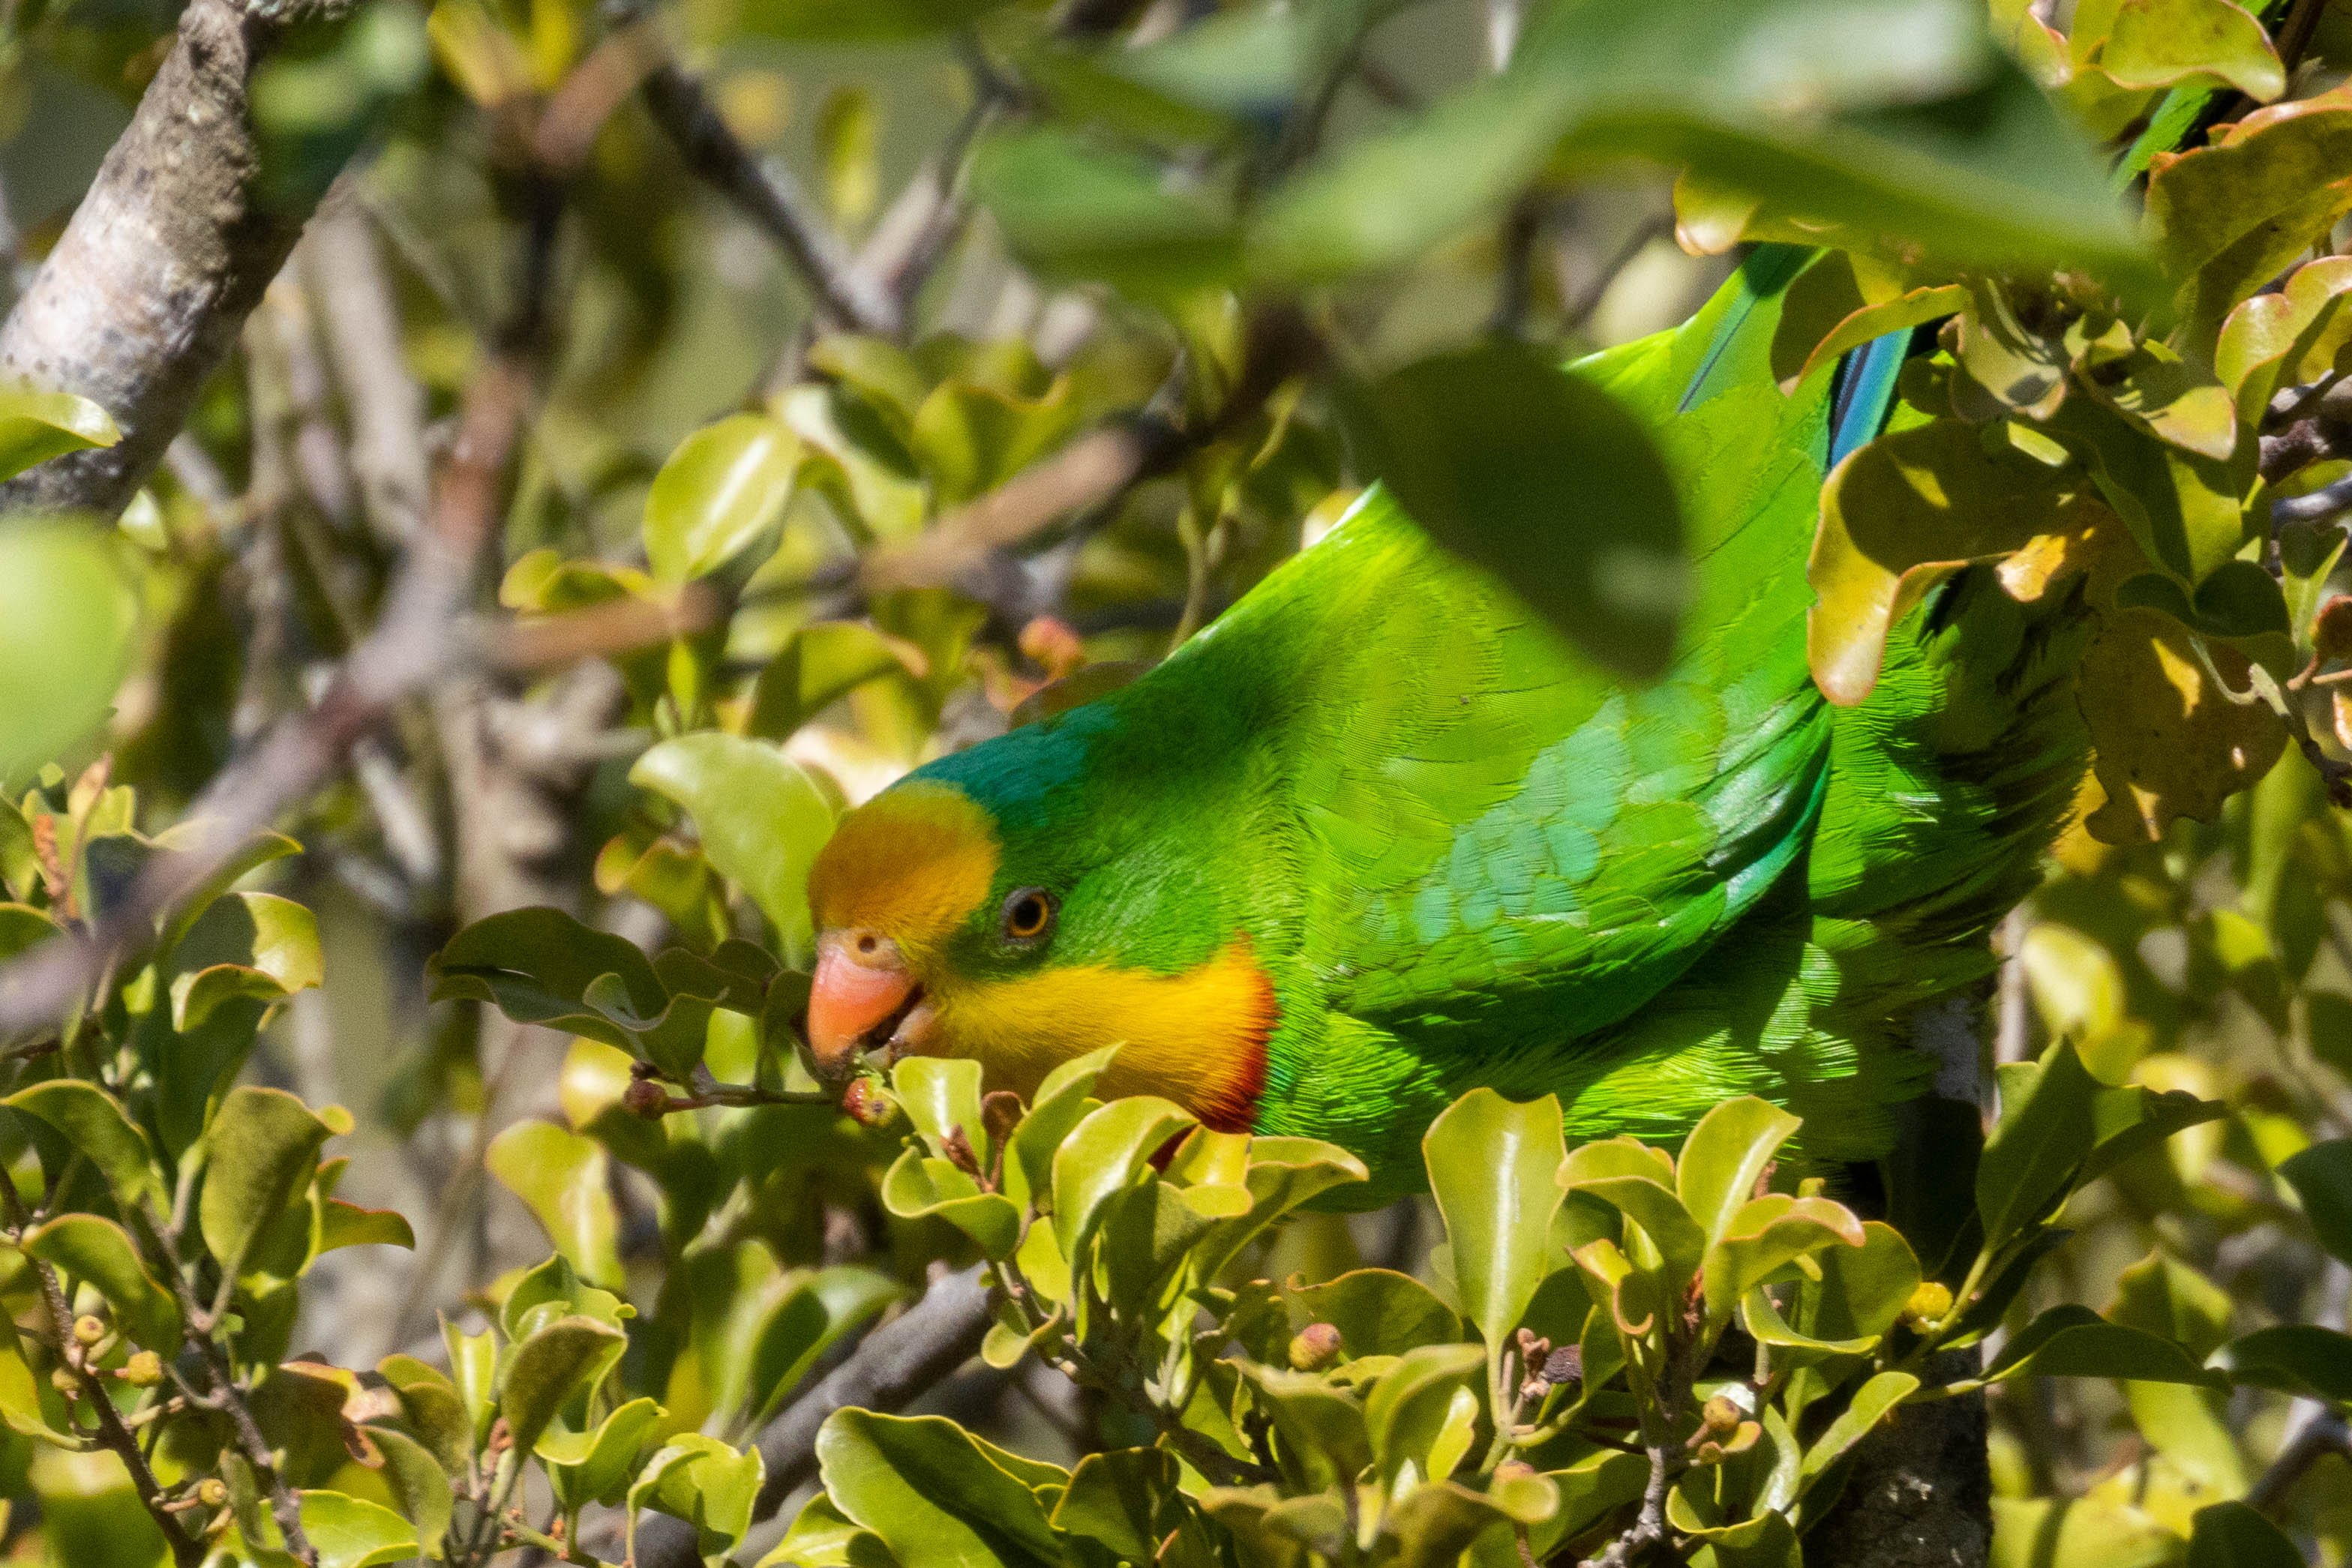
[802,244,2093,1199]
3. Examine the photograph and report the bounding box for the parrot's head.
[801,712,1278,1129]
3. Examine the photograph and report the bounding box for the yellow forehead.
[807,782,999,952]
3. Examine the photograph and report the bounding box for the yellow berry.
[121,1351,164,1387]
[70,1316,104,1347]
[1904,1282,1955,1325]
[197,1478,229,1507]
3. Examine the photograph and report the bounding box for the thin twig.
[860,307,1320,595]
[0,1182,202,1567]
[608,0,897,336]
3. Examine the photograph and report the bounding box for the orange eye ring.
[1000,887,1057,943]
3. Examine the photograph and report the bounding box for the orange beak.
[807,930,928,1075]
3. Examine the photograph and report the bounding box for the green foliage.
[13,0,2352,1561]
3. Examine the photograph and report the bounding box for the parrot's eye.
[1000,887,1058,945]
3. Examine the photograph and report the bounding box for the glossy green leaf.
[1988,1304,2225,1388]
[1233,1362,1372,1492]
[3,1080,163,1213]
[632,733,836,969]
[427,907,668,1051]
[296,1489,421,1568]
[2210,1324,2352,1402]
[748,621,917,740]
[316,1199,415,1255]
[379,1354,471,1474]
[1425,1089,1566,1353]
[2146,82,2352,332]
[502,1315,627,1455]
[1702,1195,1866,1320]
[2279,1138,2352,1265]
[2107,1251,2234,1361]
[501,1252,633,1340]
[630,1433,766,1560]
[21,1215,181,1351]
[1363,1342,1485,1489]
[1003,1042,1118,1213]
[1258,1,2141,292]
[818,1409,1064,1568]
[1558,1139,1705,1288]
[542,1395,667,1511]
[0,523,138,781]
[2186,1501,2304,1568]
[1050,1448,1180,1563]
[1051,1095,1196,1263]
[358,1423,453,1548]
[755,1493,892,1568]
[0,388,118,480]
[1288,1269,1463,1358]
[200,1087,333,1286]
[645,412,799,584]
[1346,346,1682,681]
[1384,1480,1546,1568]
[746,1267,901,1428]
[1798,1371,1918,1492]
[484,1120,622,1288]
[442,1319,500,1451]
[1809,418,2080,705]
[1678,1098,1801,1246]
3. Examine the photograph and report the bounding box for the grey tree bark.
[0,0,344,519]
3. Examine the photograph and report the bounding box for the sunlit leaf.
[21,1215,180,1351]
[1424,1089,1566,1353]
[200,1087,333,1286]
[631,733,836,969]
[484,1121,622,1287]
[296,1489,421,1568]
[0,523,138,781]
[645,412,800,584]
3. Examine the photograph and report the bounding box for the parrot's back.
[1207,247,2092,1193]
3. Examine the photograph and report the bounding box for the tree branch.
[0,0,349,519]
[608,0,898,337]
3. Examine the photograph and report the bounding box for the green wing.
[1225,251,1856,1167]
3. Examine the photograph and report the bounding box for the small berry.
[121,1351,163,1387]
[1904,1281,1955,1326]
[1288,1323,1342,1372]
[70,1315,104,1347]
[50,1367,76,1395]
[622,1078,669,1119]
[197,1478,228,1508]
[1700,1395,1743,1436]
[842,1077,898,1128]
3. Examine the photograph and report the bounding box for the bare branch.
[860,306,1321,595]
[305,199,430,547]
[0,352,530,1038]
[0,0,352,520]
[608,1,898,337]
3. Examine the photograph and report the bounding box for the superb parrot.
[801,244,2093,1200]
